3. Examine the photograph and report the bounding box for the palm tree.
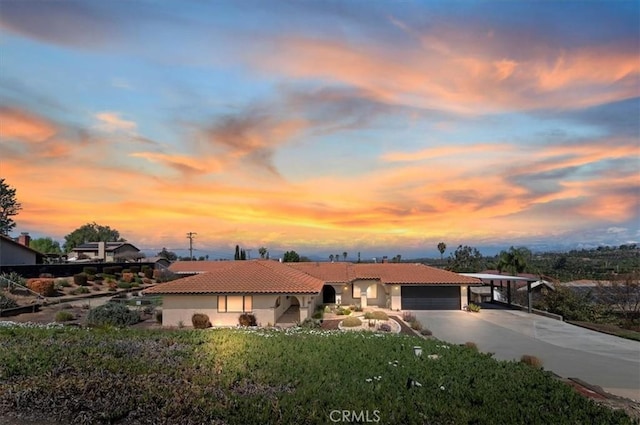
[329,254,334,262]
[258,247,267,259]
[437,242,447,260]
[335,253,340,262]
[343,252,347,261]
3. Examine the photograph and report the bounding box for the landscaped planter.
[337,315,401,333]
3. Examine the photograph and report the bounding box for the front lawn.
[0,325,634,425]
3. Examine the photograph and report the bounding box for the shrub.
[521,355,543,369]
[129,266,140,274]
[465,342,478,351]
[378,323,392,332]
[70,286,90,295]
[26,278,56,296]
[324,305,331,313]
[0,272,26,288]
[56,278,71,288]
[364,311,388,320]
[192,313,212,329]
[55,311,74,322]
[87,303,140,327]
[336,307,351,316]
[122,269,131,274]
[341,316,362,327]
[468,303,481,313]
[131,282,140,288]
[74,273,88,286]
[299,318,321,328]
[410,320,423,331]
[0,295,18,309]
[402,312,416,322]
[312,311,323,319]
[121,272,135,283]
[420,328,433,336]
[155,310,163,324]
[143,267,153,279]
[83,267,98,275]
[135,276,143,284]
[238,313,257,327]
[117,281,132,289]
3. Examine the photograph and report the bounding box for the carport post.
[507,280,511,306]
[527,281,532,314]
[490,282,494,303]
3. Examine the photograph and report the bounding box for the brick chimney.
[18,232,31,247]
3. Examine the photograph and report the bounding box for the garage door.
[401,286,461,310]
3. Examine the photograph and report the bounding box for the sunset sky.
[1,1,638,259]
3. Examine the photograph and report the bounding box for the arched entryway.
[322,285,336,304]
[276,296,300,325]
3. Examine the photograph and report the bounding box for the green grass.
[0,326,634,425]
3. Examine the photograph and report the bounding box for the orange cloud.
[381,143,513,163]
[129,151,222,176]
[0,107,57,142]
[254,33,639,113]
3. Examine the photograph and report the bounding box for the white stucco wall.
[162,294,280,327]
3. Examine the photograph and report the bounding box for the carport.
[461,273,537,313]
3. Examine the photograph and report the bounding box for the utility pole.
[186,232,197,260]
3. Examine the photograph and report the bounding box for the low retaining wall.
[0,304,41,317]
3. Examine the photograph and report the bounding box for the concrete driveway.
[411,308,640,401]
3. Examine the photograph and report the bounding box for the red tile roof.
[150,261,481,295]
[287,262,356,283]
[146,260,325,294]
[169,260,236,274]
[352,263,481,284]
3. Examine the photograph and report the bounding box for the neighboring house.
[144,256,171,268]
[0,233,44,266]
[560,279,611,300]
[70,242,141,262]
[144,260,481,327]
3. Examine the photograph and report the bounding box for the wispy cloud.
[94,111,137,133]
[0,106,57,142]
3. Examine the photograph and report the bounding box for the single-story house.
[144,260,481,327]
[0,233,43,266]
[70,241,141,262]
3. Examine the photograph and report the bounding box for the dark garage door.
[401,286,461,310]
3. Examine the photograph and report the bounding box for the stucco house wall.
[162,294,277,327]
